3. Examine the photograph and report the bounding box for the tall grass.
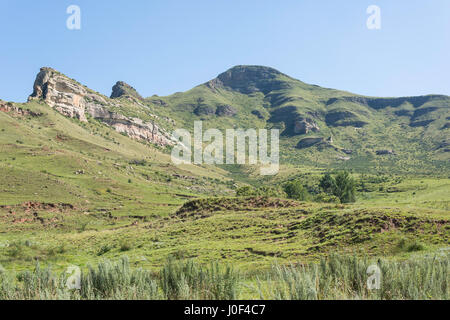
[0,253,447,300]
[257,253,448,300]
[160,258,239,300]
[0,258,160,300]
[80,257,159,300]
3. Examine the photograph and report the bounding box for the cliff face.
[29,68,95,122]
[28,67,174,146]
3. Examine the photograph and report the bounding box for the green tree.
[333,171,356,203]
[283,180,308,201]
[319,171,356,203]
[319,173,336,194]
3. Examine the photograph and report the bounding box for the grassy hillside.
[0,66,448,300]
[144,65,449,174]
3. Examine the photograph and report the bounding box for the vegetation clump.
[319,171,356,203]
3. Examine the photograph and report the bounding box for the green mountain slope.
[144,65,449,174]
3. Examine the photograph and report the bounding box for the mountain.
[110,81,143,100]
[143,65,450,173]
[6,65,450,175]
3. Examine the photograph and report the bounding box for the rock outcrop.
[326,95,448,109]
[28,67,174,146]
[293,118,320,134]
[268,106,321,136]
[0,100,42,117]
[376,149,396,155]
[110,81,143,100]
[215,105,237,117]
[194,105,215,116]
[251,110,266,119]
[29,68,97,122]
[436,140,450,152]
[296,137,326,149]
[325,110,368,128]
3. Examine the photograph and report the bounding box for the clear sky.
[1,0,449,102]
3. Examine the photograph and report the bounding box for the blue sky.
[0,0,449,102]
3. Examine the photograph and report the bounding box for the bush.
[319,173,336,194]
[97,244,112,256]
[396,238,426,252]
[334,171,356,203]
[119,240,132,252]
[283,180,308,201]
[236,186,255,197]
[6,242,23,258]
[319,171,356,203]
[314,192,340,203]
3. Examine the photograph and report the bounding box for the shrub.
[119,240,132,252]
[236,186,255,197]
[334,171,356,203]
[319,173,336,194]
[406,241,426,252]
[397,238,426,252]
[314,192,340,203]
[319,171,356,203]
[97,244,112,256]
[283,180,308,201]
[6,242,23,258]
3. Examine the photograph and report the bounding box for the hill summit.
[210,65,284,94]
[110,81,143,100]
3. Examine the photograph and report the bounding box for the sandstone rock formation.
[29,68,95,122]
[0,100,42,117]
[293,118,320,134]
[28,67,174,146]
[110,81,143,100]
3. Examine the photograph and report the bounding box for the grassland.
[0,66,449,300]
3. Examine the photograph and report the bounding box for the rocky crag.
[28,68,174,146]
